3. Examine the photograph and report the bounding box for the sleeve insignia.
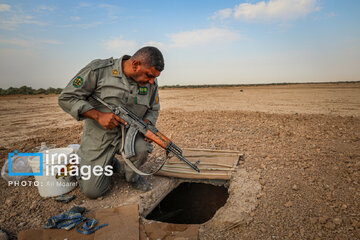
[155,96,159,103]
[73,76,84,88]
[112,69,118,76]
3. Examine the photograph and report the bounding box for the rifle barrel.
[169,146,200,172]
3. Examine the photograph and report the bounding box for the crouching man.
[58,46,164,198]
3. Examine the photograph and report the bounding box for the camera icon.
[8,150,43,176]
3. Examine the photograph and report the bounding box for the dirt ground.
[0,82,359,239]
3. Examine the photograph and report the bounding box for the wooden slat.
[155,149,243,180]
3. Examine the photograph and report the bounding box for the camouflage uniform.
[58,55,160,198]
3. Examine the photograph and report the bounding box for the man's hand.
[143,119,151,125]
[81,109,127,129]
[97,112,124,129]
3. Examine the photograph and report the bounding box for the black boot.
[131,175,151,192]
[112,158,122,174]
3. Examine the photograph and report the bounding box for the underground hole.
[146,182,229,224]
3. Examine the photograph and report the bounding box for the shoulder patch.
[138,87,148,95]
[73,76,84,88]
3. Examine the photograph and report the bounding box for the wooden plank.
[156,149,243,180]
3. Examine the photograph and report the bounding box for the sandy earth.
[0,82,359,239]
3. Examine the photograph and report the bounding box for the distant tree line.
[0,86,63,96]
[158,81,359,89]
[1,81,358,95]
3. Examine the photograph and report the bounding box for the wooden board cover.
[156,148,243,180]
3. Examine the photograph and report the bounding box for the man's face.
[131,62,160,86]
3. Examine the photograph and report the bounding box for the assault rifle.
[91,95,200,173]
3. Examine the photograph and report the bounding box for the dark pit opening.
[146,182,229,224]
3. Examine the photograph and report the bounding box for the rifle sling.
[120,125,167,176]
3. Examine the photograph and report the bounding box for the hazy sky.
[0,0,359,88]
